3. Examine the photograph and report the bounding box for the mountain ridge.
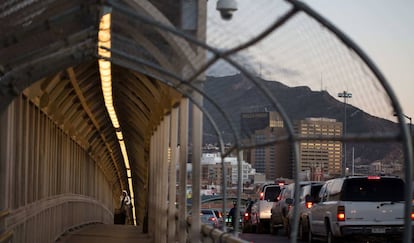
[203,74,401,166]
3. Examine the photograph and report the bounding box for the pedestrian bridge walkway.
[57,224,152,243]
[56,222,247,243]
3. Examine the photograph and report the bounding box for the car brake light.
[260,192,264,200]
[337,206,345,221]
[209,216,216,221]
[411,207,414,220]
[306,202,313,209]
[367,176,381,180]
[244,212,249,217]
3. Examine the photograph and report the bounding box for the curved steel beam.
[99,52,240,148]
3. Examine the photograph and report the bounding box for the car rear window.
[310,184,323,197]
[201,210,214,215]
[341,177,405,202]
[264,186,281,201]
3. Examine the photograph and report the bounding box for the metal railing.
[185,215,249,243]
[0,210,13,243]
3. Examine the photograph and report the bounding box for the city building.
[199,153,256,193]
[240,111,283,138]
[369,160,403,176]
[246,126,291,180]
[240,111,291,181]
[295,117,343,179]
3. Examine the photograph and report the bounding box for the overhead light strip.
[99,9,136,226]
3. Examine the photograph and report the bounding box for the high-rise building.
[295,117,343,179]
[240,111,283,138]
[247,126,291,180]
[240,111,289,181]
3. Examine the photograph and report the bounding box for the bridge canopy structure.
[0,0,412,243]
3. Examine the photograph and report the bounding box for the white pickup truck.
[307,175,413,243]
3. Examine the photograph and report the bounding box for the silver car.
[200,209,220,228]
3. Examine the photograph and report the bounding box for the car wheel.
[308,227,316,243]
[242,223,250,233]
[326,228,334,243]
[299,219,308,241]
[251,224,256,233]
[326,225,341,243]
[285,220,291,239]
[257,221,264,234]
[269,221,276,235]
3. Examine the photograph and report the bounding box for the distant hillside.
[203,74,401,165]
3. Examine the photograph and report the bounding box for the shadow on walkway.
[56,224,152,243]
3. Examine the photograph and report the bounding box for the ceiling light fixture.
[99,8,136,226]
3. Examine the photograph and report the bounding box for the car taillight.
[306,202,313,209]
[260,192,264,200]
[208,216,216,222]
[411,207,414,220]
[337,206,345,221]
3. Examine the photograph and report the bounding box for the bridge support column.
[168,107,179,243]
[191,93,203,243]
[160,115,170,242]
[149,129,156,237]
[178,99,189,243]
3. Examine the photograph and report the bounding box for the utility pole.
[338,91,352,176]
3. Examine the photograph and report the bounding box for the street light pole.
[338,91,352,176]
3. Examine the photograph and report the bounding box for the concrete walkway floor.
[57,224,152,243]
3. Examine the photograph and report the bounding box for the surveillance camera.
[216,0,237,20]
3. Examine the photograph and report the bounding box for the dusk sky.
[306,0,414,121]
[207,0,413,122]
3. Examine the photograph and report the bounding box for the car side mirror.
[322,192,328,201]
[305,194,312,202]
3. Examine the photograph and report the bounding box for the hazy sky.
[305,0,414,120]
[207,0,413,121]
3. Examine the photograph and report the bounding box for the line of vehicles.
[197,206,243,231]
[242,176,414,242]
